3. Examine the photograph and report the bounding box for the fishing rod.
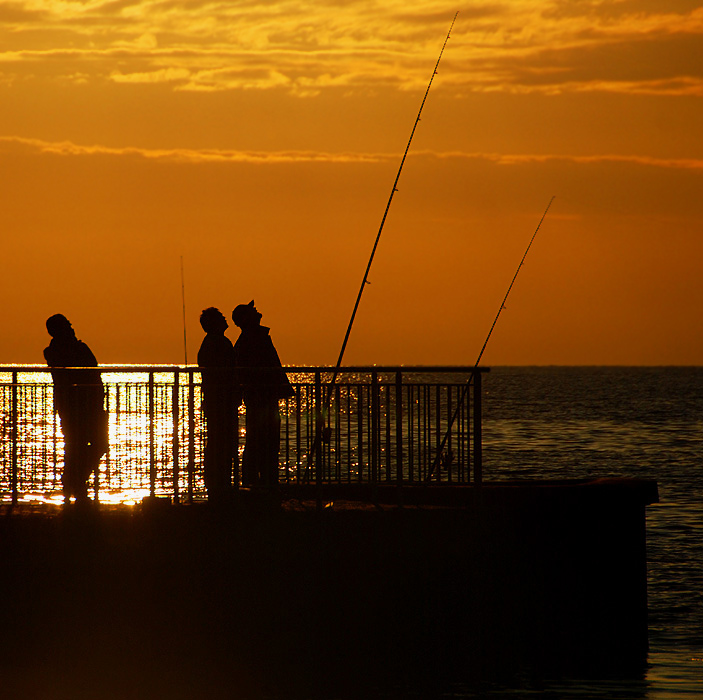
[426,195,555,481]
[180,256,188,366]
[306,13,459,484]
[331,11,458,386]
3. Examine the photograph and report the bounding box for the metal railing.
[0,366,486,504]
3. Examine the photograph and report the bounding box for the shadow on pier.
[0,479,658,700]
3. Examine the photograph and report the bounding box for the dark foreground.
[0,480,658,700]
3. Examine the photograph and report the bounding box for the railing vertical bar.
[419,385,425,479]
[384,384,391,482]
[11,371,19,505]
[370,371,378,485]
[473,370,482,485]
[234,401,240,490]
[435,385,441,482]
[284,395,290,484]
[93,385,99,502]
[188,369,196,503]
[458,386,465,482]
[463,384,469,483]
[408,385,414,483]
[172,371,180,504]
[295,385,302,483]
[315,370,322,506]
[425,385,431,478]
[149,372,156,497]
[357,385,364,483]
[28,386,35,487]
[446,386,453,483]
[346,387,352,482]
[395,370,403,489]
[114,386,121,490]
[305,386,312,481]
[104,386,111,489]
[334,384,342,481]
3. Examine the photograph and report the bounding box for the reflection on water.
[479,367,703,700]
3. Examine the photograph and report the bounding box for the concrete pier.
[0,478,658,699]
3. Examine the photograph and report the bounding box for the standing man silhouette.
[198,307,239,502]
[231,301,293,487]
[44,314,108,503]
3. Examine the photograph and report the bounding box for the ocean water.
[451,366,703,700]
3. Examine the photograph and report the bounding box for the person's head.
[200,307,228,334]
[232,300,262,329]
[46,314,75,340]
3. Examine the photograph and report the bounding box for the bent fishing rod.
[330,11,458,387]
[426,195,555,481]
[306,13,459,482]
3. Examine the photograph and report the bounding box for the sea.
[450,366,703,700]
[1,366,701,699]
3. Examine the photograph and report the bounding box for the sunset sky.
[1,0,702,366]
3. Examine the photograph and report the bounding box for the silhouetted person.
[44,314,108,503]
[198,307,239,502]
[232,301,293,487]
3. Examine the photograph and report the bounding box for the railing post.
[315,370,322,477]
[188,369,196,503]
[357,382,364,483]
[434,385,441,483]
[371,370,379,485]
[103,386,111,492]
[172,370,180,504]
[11,371,19,506]
[315,369,322,510]
[149,372,156,497]
[233,400,240,491]
[295,385,302,483]
[473,370,483,485]
[446,385,453,483]
[94,369,102,502]
[395,370,403,489]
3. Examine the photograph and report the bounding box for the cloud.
[111,66,189,83]
[434,151,703,170]
[3,135,702,170]
[2,1,702,96]
[482,28,703,96]
[0,135,390,163]
[0,2,48,22]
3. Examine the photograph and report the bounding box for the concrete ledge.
[0,479,658,698]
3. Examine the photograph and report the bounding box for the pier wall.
[0,479,658,699]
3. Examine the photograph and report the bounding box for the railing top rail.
[0,365,490,374]
[0,364,490,374]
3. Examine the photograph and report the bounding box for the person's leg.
[261,401,282,487]
[62,438,79,500]
[241,405,257,486]
[204,404,235,500]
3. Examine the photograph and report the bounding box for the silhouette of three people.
[44,314,109,503]
[44,303,291,504]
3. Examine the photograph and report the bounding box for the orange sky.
[1,1,702,366]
